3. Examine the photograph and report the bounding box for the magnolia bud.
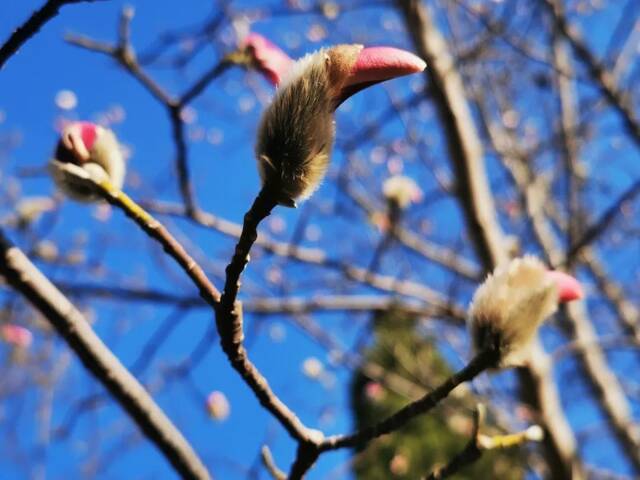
[468,256,583,368]
[49,122,126,202]
[256,44,425,206]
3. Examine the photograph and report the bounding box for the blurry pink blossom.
[386,156,404,175]
[364,381,385,402]
[206,391,230,421]
[180,106,197,124]
[1,324,33,348]
[268,215,286,234]
[321,2,339,19]
[389,453,409,475]
[92,204,113,222]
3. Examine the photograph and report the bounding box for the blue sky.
[1,0,638,478]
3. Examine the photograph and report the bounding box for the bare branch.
[65,6,239,213]
[541,0,640,146]
[567,177,640,260]
[51,163,221,304]
[144,201,466,321]
[426,406,484,480]
[0,229,211,480]
[215,188,314,444]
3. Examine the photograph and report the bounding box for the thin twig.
[426,405,484,479]
[65,7,242,212]
[260,446,286,480]
[319,348,498,451]
[427,403,544,480]
[144,200,466,321]
[0,0,105,70]
[51,161,221,304]
[215,188,313,443]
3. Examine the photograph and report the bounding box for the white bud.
[468,256,559,368]
[525,425,544,442]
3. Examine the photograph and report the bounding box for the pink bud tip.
[350,46,426,85]
[547,270,584,302]
[62,121,97,150]
[1,324,33,348]
[337,46,426,106]
[77,122,98,150]
[241,33,293,86]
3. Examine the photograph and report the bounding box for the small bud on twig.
[49,121,126,202]
[468,256,584,368]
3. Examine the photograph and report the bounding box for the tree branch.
[0,229,211,480]
[144,200,466,321]
[395,1,584,477]
[214,188,315,444]
[0,0,105,70]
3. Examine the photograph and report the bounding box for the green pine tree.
[350,310,524,479]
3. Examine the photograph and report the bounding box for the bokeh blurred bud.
[525,425,544,442]
[364,381,385,402]
[206,391,230,421]
[389,453,409,476]
[1,324,33,348]
[382,175,423,209]
[13,196,55,229]
[302,356,324,379]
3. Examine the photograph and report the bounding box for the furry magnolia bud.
[49,122,125,202]
[256,44,425,207]
[468,256,583,368]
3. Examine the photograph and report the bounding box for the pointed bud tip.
[547,270,584,302]
[333,46,425,107]
[351,46,426,83]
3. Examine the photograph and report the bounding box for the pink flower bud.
[50,121,126,202]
